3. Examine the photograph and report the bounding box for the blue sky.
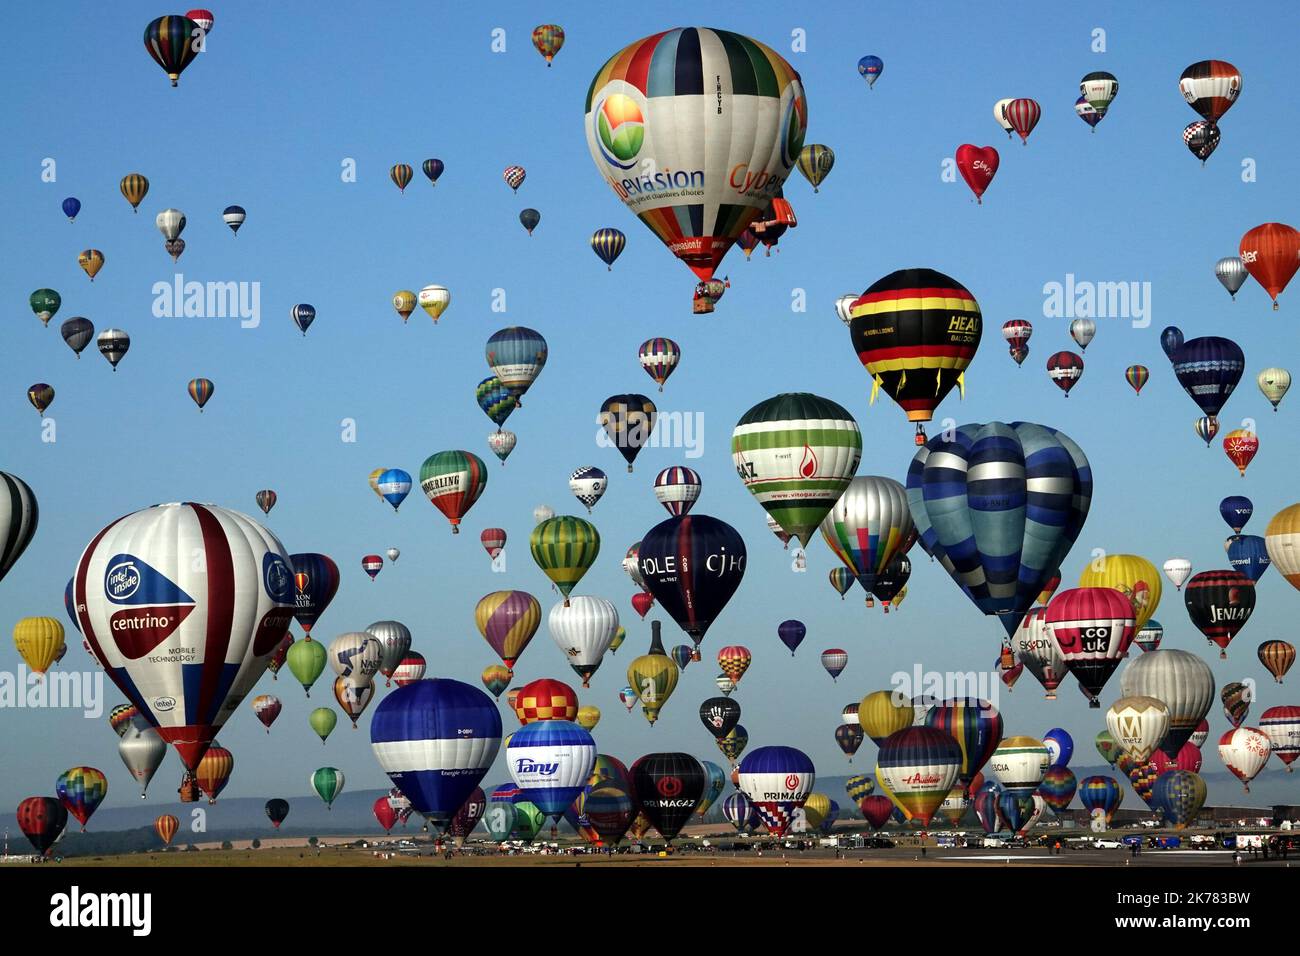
[0,0,1297,818]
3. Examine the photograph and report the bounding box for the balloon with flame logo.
[74,503,295,773]
[732,393,862,548]
[584,28,806,284]
[1217,727,1271,792]
[738,745,815,837]
[631,752,704,841]
[371,678,501,830]
[1183,570,1254,658]
[874,727,962,829]
[1222,429,1258,476]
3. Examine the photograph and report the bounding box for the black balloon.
[872,555,911,607]
[639,514,746,644]
[265,798,290,827]
[631,752,705,841]
[699,696,741,739]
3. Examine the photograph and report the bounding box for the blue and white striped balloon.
[907,421,1092,638]
[506,719,595,819]
[370,678,501,829]
[377,468,412,512]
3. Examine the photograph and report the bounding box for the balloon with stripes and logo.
[637,337,678,389]
[507,719,595,819]
[874,727,961,828]
[1045,587,1137,706]
[653,466,701,517]
[74,503,296,771]
[371,678,501,829]
[738,745,815,837]
[419,450,488,533]
[732,392,862,548]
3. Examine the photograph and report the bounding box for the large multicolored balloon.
[847,269,981,443]
[475,591,541,671]
[1045,587,1137,706]
[144,15,201,87]
[875,727,962,829]
[924,698,1003,788]
[909,422,1092,638]
[584,28,807,282]
[738,745,815,837]
[820,476,913,598]
[419,451,488,533]
[74,504,295,771]
[530,516,600,603]
[732,393,862,548]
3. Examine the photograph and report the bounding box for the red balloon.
[956,145,999,203]
[1239,222,1300,310]
[513,677,578,725]
[1005,98,1042,144]
[1222,430,1259,477]
[16,797,68,855]
[373,795,398,832]
[1152,741,1203,775]
[859,794,894,829]
[1044,587,1136,706]
[1046,351,1084,396]
[631,592,654,619]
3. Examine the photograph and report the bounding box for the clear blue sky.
[0,0,1296,817]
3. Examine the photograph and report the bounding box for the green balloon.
[287,639,327,696]
[309,707,337,743]
[311,767,344,808]
[513,803,546,842]
[30,288,61,325]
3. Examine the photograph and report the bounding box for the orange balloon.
[195,746,234,804]
[1239,222,1300,309]
[154,813,179,845]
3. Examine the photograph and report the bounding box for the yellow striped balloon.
[120,173,149,211]
[530,515,600,605]
[796,144,835,192]
[1078,553,1162,631]
[858,689,914,745]
[390,164,413,193]
[14,617,65,675]
[1265,503,1300,591]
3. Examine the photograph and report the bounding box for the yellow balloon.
[14,617,66,675]
[858,689,913,745]
[576,704,601,732]
[1265,503,1300,591]
[1077,553,1162,631]
[802,792,831,831]
[392,290,417,323]
[626,652,678,726]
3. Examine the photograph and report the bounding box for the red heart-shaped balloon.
[956,144,999,203]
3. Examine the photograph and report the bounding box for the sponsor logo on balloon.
[263,554,292,601]
[902,771,943,785]
[153,696,176,712]
[514,758,559,776]
[784,773,800,790]
[656,776,683,798]
[106,560,141,600]
[593,93,645,169]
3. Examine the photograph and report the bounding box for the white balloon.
[548,596,619,687]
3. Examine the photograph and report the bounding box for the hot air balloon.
[530,23,564,65]
[30,288,60,327]
[55,767,107,832]
[392,290,417,323]
[1120,650,1215,758]
[549,596,619,687]
[1005,98,1041,144]
[859,690,914,746]
[1260,706,1300,770]
[592,228,626,270]
[390,164,413,193]
[1180,60,1241,121]
[16,797,67,855]
[220,205,245,235]
[419,450,487,533]
[371,679,501,829]
[507,719,594,821]
[74,503,295,773]
[392,651,426,686]
[1227,535,1270,582]
[820,476,913,600]
[289,303,315,337]
[652,466,701,517]
[13,617,64,676]
[925,698,1004,789]
[78,249,104,280]
[738,745,815,836]
[733,393,863,547]
[366,620,412,688]
[250,695,282,732]
[418,284,451,323]
[1106,697,1170,765]
[475,591,541,672]
[639,514,745,648]
[531,516,599,604]
[1163,558,1193,591]
[144,15,201,86]
[1257,367,1290,410]
[631,752,704,841]
[119,725,166,797]
[290,553,340,640]
[1135,620,1163,653]
[309,707,336,743]
[1258,640,1295,683]
[361,555,383,580]
[487,429,517,464]
[1045,587,1136,706]
[195,746,234,804]
[847,269,981,444]
[1218,727,1270,792]
[1216,256,1249,299]
[797,144,835,192]
[1046,351,1084,396]
[486,326,548,405]
[876,727,961,829]
[120,172,149,211]
[1184,570,1254,658]
[909,422,1092,639]
[155,813,179,844]
[777,619,806,656]
[857,55,883,87]
[820,649,848,681]
[955,144,998,203]
[717,645,751,686]
[188,378,214,411]
[518,208,541,235]
[1078,553,1162,632]
[627,623,679,726]
[1183,121,1220,163]
[828,568,854,599]
[310,767,345,809]
[422,159,444,185]
[481,664,511,700]
[575,705,600,733]
[1222,429,1258,477]
[988,737,1049,830]
[567,467,607,514]
[97,329,129,370]
[1221,681,1251,729]
[1121,365,1150,396]
[1239,223,1300,310]
[584,28,806,283]
[513,678,578,726]
[599,394,657,472]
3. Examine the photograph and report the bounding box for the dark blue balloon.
[64,577,80,634]
[370,678,501,828]
[1227,534,1270,582]
[857,55,883,86]
[519,208,540,234]
[973,782,1003,834]
[1042,727,1074,767]
[998,790,1030,832]
[639,514,747,644]
[62,197,81,221]
[1171,336,1244,418]
[1160,326,1184,360]
[1219,495,1253,533]
[422,158,444,184]
[777,619,805,656]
